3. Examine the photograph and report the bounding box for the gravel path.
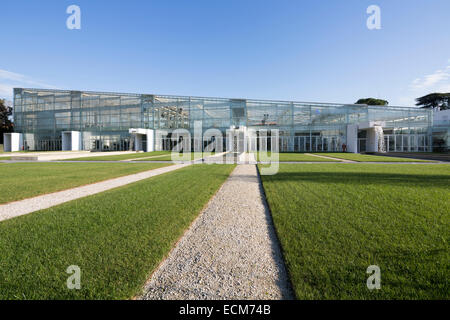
[139,164,294,300]
[0,163,189,222]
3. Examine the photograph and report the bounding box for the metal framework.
[13,88,433,152]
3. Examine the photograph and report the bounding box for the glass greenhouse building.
[11,88,433,153]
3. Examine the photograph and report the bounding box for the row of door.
[384,134,430,152]
[157,136,341,152]
[358,134,431,152]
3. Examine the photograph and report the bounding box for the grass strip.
[316,153,433,162]
[0,164,235,299]
[255,152,340,162]
[0,162,170,204]
[259,163,449,299]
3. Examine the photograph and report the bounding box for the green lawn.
[259,163,450,299]
[67,151,171,161]
[0,162,170,204]
[256,152,340,162]
[0,156,11,160]
[0,164,234,299]
[316,153,433,162]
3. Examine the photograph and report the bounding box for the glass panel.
[11,89,433,152]
[403,136,409,152]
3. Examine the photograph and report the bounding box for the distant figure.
[342,143,347,152]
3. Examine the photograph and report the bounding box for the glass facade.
[432,115,450,152]
[13,88,433,152]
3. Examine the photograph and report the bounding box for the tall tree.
[355,98,389,106]
[0,99,14,144]
[415,93,449,110]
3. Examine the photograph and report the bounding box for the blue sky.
[1,0,449,106]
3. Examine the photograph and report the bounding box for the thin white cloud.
[410,65,450,90]
[397,60,450,106]
[0,69,58,100]
[0,84,13,99]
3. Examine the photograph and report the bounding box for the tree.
[415,93,450,110]
[0,99,14,144]
[355,98,389,106]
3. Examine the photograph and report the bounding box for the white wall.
[366,127,378,152]
[71,131,82,151]
[62,131,82,151]
[3,133,23,152]
[129,128,155,152]
[346,124,358,153]
[146,129,154,152]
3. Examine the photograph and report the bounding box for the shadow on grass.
[263,171,450,188]
[255,169,296,299]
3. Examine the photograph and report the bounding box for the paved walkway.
[139,164,294,300]
[305,153,355,162]
[10,151,133,161]
[122,154,171,161]
[238,152,257,164]
[0,163,189,222]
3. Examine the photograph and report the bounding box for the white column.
[346,124,358,153]
[366,127,377,152]
[366,126,384,152]
[62,131,82,151]
[146,129,154,152]
[71,131,82,151]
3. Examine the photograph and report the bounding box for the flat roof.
[14,87,427,111]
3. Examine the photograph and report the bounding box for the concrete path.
[201,152,256,164]
[238,152,257,164]
[305,153,355,162]
[122,154,171,161]
[10,151,134,161]
[139,164,294,300]
[0,163,189,222]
